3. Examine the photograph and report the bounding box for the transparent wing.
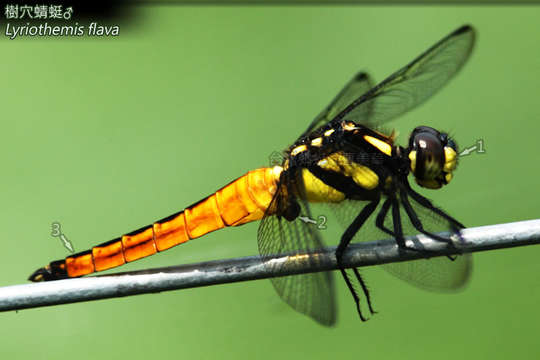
[381,188,472,291]
[329,190,471,291]
[333,25,475,129]
[257,180,336,326]
[383,251,471,291]
[299,72,374,139]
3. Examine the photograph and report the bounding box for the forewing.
[299,72,373,139]
[257,183,336,326]
[333,25,475,128]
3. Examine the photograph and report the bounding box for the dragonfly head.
[406,126,458,189]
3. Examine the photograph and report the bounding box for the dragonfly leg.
[390,197,428,254]
[375,197,394,236]
[338,268,366,321]
[375,197,436,256]
[400,191,454,244]
[388,195,451,258]
[336,197,380,321]
[352,267,376,315]
[391,197,406,247]
[406,183,465,229]
[400,189,463,260]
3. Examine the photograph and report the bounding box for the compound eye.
[410,132,444,182]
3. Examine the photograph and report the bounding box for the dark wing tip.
[354,72,369,81]
[454,24,475,36]
[319,313,337,327]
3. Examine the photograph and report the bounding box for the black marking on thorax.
[285,121,398,200]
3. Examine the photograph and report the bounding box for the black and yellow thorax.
[280,120,403,204]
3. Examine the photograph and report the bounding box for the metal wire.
[1,219,540,312]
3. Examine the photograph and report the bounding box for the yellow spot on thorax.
[291,145,307,156]
[301,169,345,202]
[364,135,392,156]
[317,152,379,190]
[317,156,341,172]
[351,165,379,190]
[311,137,323,147]
[324,129,335,137]
[342,122,358,131]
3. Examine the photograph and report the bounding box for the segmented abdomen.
[29,167,281,281]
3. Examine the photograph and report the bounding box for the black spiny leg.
[375,198,394,237]
[390,197,408,251]
[406,183,465,229]
[388,195,438,255]
[352,267,376,315]
[400,190,461,261]
[400,191,453,244]
[336,198,379,321]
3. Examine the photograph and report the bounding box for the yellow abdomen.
[30,167,281,281]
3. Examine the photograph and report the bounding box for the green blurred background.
[1,5,539,359]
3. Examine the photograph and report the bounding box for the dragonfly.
[29,25,475,326]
